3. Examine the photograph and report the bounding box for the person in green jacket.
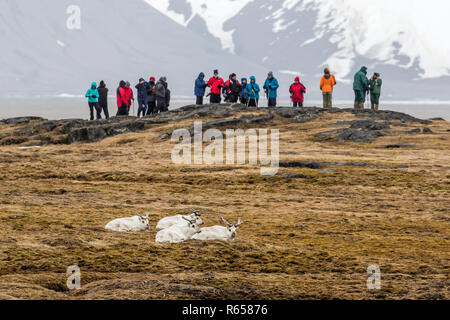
[85,82,101,120]
[353,66,369,109]
[368,73,382,110]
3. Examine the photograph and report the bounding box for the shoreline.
[0,100,449,121]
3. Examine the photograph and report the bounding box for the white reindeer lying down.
[105,213,150,232]
[192,217,243,242]
[155,216,201,243]
[156,209,204,230]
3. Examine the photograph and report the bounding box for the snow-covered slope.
[146,0,450,100]
[145,0,253,53]
[1,0,448,100]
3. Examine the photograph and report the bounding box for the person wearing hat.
[320,68,336,109]
[368,73,382,110]
[135,78,149,117]
[194,72,207,105]
[116,80,129,116]
[85,81,101,120]
[263,71,279,107]
[207,69,225,104]
[146,76,157,115]
[97,80,109,119]
[289,76,306,108]
[353,66,369,109]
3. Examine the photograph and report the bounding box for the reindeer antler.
[182,216,195,224]
[220,216,231,226]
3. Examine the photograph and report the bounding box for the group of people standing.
[195,70,288,108]
[194,67,382,110]
[353,66,383,110]
[85,66,382,120]
[84,81,109,120]
[130,77,171,117]
[85,77,171,120]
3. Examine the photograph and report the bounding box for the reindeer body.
[105,214,150,232]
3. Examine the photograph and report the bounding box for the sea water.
[0,98,448,121]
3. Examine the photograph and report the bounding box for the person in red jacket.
[116,80,129,116]
[289,77,306,108]
[125,81,134,115]
[207,69,225,104]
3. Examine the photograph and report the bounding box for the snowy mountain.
[1,0,449,100]
[0,0,266,98]
[147,0,450,100]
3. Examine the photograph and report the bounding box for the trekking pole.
[366,91,370,109]
[132,99,135,116]
[254,90,258,108]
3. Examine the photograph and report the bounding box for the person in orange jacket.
[320,68,336,109]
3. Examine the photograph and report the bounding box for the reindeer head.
[188,209,204,226]
[183,216,202,234]
[221,217,243,240]
[137,213,150,230]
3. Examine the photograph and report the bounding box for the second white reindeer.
[192,217,243,242]
[155,216,202,243]
[156,209,204,230]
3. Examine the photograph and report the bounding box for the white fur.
[192,217,242,242]
[155,218,201,243]
[105,213,150,232]
[156,210,203,230]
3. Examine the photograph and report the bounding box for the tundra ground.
[0,107,448,299]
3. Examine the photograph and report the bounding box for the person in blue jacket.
[194,72,207,105]
[135,78,149,117]
[240,78,248,105]
[85,82,101,120]
[263,71,279,107]
[245,76,260,107]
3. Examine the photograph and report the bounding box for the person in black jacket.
[97,80,109,119]
[227,73,241,103]
[164,80,171,112]
[155,77,167,113]
[146,76,156,115]
[135,78,148,117]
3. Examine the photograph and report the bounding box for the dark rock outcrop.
[383,144,416,149]
[0,116,45,125]
[0,104,440,146]
[315,128,384,143]
[281,173,309,179]
[279,161,385,169]
[0,116,150,145]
